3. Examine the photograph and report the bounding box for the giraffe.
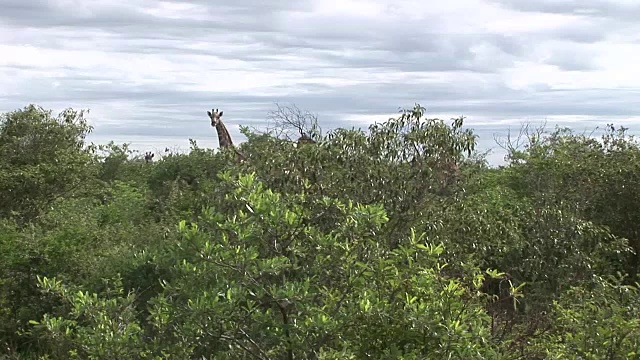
[144,151,154,163]
[296,133,317,146]
[207,108,246,162]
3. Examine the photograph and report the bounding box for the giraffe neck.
[215,121,233,148]
[214,120,246,162]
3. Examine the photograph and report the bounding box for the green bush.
[1,103,639,359]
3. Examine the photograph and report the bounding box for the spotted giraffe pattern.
[207,108,246,161]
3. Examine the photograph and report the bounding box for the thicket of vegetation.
[1,103,639,359]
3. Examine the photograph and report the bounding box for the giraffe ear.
[219,111,223,117]
[207,111,212,117]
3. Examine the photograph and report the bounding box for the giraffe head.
[297,133,316,145]
[207,108,224,127]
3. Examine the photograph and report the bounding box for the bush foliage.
[1,104,639,359]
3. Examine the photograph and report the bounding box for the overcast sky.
[1,0,639,164]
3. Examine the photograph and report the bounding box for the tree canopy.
[1,103,639,359]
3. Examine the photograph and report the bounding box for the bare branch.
[493,119,549,163]
[266,102,322,142]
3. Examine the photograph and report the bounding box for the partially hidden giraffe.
[144,151,154,163]
[296,133,317,146]
[207,108,247,162]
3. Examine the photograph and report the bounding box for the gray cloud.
[544,49,600,71]
[0,0,290,33]
[492,0,640,22]
[1,0,639,165]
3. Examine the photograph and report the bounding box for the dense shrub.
[1,104,638,358]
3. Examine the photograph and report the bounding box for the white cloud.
[0,0,639,165]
